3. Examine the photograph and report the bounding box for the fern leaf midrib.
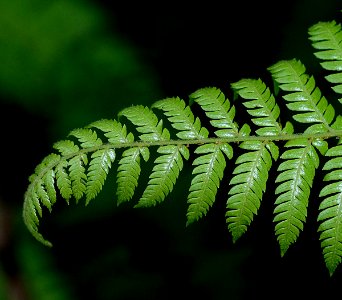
[28,131,342,191]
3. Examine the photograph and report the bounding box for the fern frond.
[21,14,342,277]
[318,139,342,276]
[309,20,342,103]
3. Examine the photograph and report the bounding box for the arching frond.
[21,14,342,277]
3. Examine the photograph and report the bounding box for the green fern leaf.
[231,78,284,135]
[187,143,232,225]
[226,140,277,242]
[268,59,339,255]
[318,140,342,276]
[88,119,146,205]
[67,154,88,202]
[89,118,135,144]
[116,147,149,205]
[120,105,182,207]
[119,105,170,141]
[20,14,342,276]
[189,87,241,137]
[152,96,232,223]
[23,153,61,247]
[85,148,115,204]
[274,138,319,256]
[226,78,281,242]
[136,144,189,208]
[268,59,336,133]
[55,160,73,203]
[309,20,342,103]
[152,97,209,139]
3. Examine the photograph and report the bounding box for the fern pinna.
[23,17,342,276]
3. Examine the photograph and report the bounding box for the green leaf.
[135,145,189,208]
[116,147,149,205]
[119,105,170,141]
[226,140,276,242]
[273,139,319,256]
[231,78,283,135]
[189,87,239,137]
[318,141,342,276]
[85,148,116,205]
[187,143,232,225]
[153,97,209,139]
[268,59,336,133]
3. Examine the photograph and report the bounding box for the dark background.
[0,1,341,299]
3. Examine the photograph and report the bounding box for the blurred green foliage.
[0,0,162,138]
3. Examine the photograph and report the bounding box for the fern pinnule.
[318,139,342,276]
[309,20,342,103]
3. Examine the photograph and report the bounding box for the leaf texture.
[318,140,342,276]
[226,79,281,242]
[309,21,342,103]
[274,139,319,255]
